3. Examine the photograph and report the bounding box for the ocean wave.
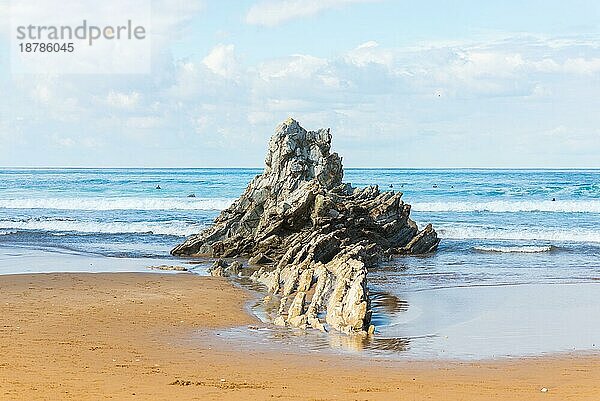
[0,197,235,211]
[0,220,204,236]
[473,245,556,253]
[411,200,600,213]
[438,226,600,243]
[0,230,17,236]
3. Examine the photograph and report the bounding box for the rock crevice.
[172,118,439,333]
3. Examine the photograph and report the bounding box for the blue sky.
[1,0,599,167]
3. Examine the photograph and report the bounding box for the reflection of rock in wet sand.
[369,291,409,327]
[328,332,410,352]
[370,291,409,314]
[251,326,411,354]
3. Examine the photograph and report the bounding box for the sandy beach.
[0,272,598,401]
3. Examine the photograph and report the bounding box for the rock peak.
[282,116,300,127]
[265,119,342,192]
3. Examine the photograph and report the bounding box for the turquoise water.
[2,168,600,283]
[1,168,599,358]
[1,168,600,278]
[1,168,599,267]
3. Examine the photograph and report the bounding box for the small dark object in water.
[552,198,556,201]
[433,184,438,188]
[389,184,393,188]
[187,193,196,198]
[156,185,161,190]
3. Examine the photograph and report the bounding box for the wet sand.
[0,273,599,400]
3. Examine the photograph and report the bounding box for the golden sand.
[0,273,598,400]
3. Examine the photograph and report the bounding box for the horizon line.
[2,166,600,171]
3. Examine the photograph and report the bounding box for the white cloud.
[247,111,273,125]
[533,57,600,75]
[48,133,103,149]
[32,84,52,104]
[344,41,394,68]
[124,116,164,130]
[50,134,76,148]
[562,57,600,74]
[106,91,141,109]
[202,44,239,79]
[246,0,378,27]
[265,98,313,111]
[258,54,328,80]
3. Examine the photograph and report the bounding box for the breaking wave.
[0,197,235,211]
[438,226,600,243]
[412,200,600,213]
[473,245,556,253]
[0,219,204,236]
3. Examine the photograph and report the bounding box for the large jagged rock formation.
[172,118,439,333]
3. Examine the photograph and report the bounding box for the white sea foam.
[411,200,600,213]
[0,230,17,236]
[0,197,235,211]
[0,220,203,236]
[473,245,555,253]
[438,226,600,243]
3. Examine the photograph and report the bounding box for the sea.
[1,168,599,359]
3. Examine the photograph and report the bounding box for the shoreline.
[1,272,599,400]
